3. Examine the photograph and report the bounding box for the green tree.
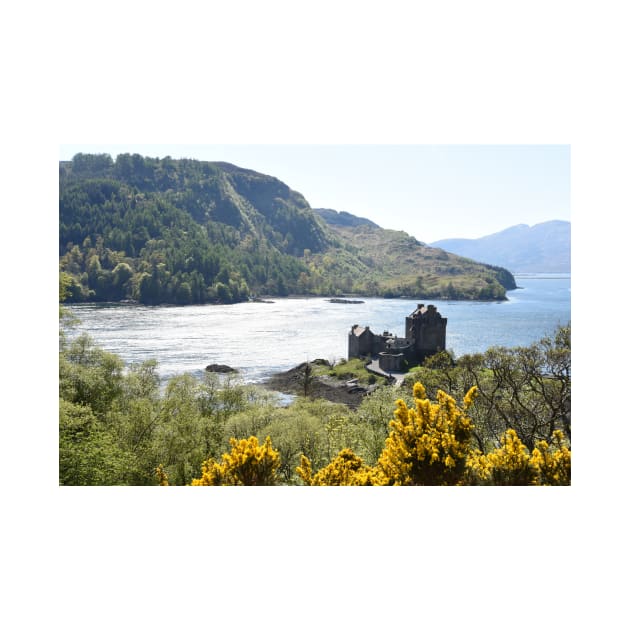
[60,334,124,417]
[112,262,133,299]
[257,399,343,483]
[105,360,163,484]
[215,282,232,303]
[352,385,413,465]
[175,280,193,304]
[59,399,133,485]
[138,264,167,304]
[153,374,209,486]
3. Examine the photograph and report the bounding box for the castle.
[348,304,447,372]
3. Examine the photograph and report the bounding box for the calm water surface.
[67,275,570,384]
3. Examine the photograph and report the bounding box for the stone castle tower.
[405,304,447,363]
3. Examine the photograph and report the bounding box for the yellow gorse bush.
[297,382,569,486]
[376,382,477,485]
[185,382,570,486]
[191,436,281,486]
[298,382,479,486]
[297,449,387,486]
[530,430,571,485]
[466,429,534,485]
[466,428,571,485]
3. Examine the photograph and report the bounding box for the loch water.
[66,274,570,384]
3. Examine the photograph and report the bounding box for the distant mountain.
[430,221,570,273]
[59,153,516,304]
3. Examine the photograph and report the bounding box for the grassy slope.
[315,223,511,299]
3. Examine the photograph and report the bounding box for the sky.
[58,144,570,244]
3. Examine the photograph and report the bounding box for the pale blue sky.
[59,144,570,244]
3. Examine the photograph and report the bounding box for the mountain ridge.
[313,208,379,228]
[59,153,516,304]
[430,220,570,273]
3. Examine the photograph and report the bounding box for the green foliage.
[59,155,332,304]
[352,385,414,465]
[59,272,72,303]
[314,357,386,386]
[223,402,279,444]
[254,408,327,483]
[59,399,133,485]
[59,329,278,485]
[152,374,209,485]
[223,397,354,484]
[59,334,162,485]
[59,334,125,416]
[403,324,571,451]
[59,153,515,304]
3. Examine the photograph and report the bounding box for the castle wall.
[378,352,405,372]
[414,321,446,354]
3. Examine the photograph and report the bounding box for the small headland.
[262,358,386,408]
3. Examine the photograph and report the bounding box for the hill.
[315,212,516,299]
[430,221,570,273]
[59,153,515,304]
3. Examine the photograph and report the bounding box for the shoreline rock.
[205,363,238,373]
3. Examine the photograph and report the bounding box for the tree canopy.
[59,153,515,305]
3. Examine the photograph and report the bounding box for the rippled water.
[66,275,570,383]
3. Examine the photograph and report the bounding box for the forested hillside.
[59,153,515,304]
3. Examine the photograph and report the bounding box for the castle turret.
[405,304,447,362]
